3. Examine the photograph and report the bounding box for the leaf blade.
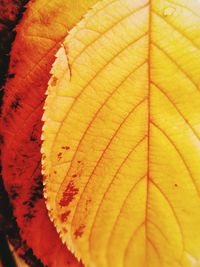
[42,0,200,266]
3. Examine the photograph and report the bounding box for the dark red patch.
[74,224,85,239]
[9,184,21,200]
[10,95,21,110]
[59,182,79,207]
[60,210,71,223]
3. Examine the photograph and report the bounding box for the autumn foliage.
[1,0,200,267]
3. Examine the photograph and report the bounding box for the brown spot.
[85,199,92,212]
[30,135,37,142]
[62,146,70,150]
[10,184,21,200]
[63,228,68,234]
[57,152,62,161]
[11,96,21,110]
[50,76,58,86]
[0,135,4,145]
[7,73,15,78]
[174,183,178,187]
[59,182,79,207]
[22,175,43,216]
[72,174,77,178]
[60,210,71,222]
[74,224,85,239]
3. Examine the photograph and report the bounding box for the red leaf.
[1,0,99,265]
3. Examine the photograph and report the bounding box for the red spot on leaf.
[74,224,85,239]
[59,182,79,207]
[60,210,71,222]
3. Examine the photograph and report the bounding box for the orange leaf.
[1,0,99,266]
[42,0,200,266]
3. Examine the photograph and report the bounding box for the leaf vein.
[152,42,199,92]
[70,2,149,65]
[152,121,200,197]
[69,98,147,228]
[154,11,200,51]
[152,81,200,141]
[89,136,147,251]
[151,180,185,254]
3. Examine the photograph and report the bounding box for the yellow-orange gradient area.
[42,0,200,266]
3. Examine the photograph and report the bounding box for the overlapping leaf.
[0,1,40,265]
[42,0,200,266]
[0,0,28,88]
[1,0,100,266]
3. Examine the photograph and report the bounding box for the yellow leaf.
[42,0,200,266]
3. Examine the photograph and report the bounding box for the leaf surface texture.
[43,0,200,266]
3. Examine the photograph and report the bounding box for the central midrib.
[145,0,153,264]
